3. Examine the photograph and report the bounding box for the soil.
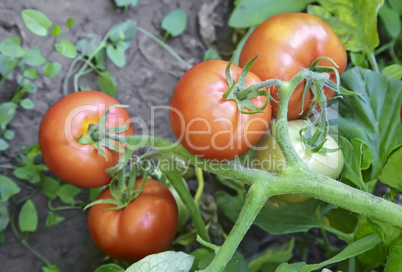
[0,1,327,271]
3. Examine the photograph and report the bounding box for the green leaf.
[275,262,306,272]
[114,0,138,7]
[215,178,246,222]
[65,17,76,30]
[0,139,8,151]
[0,230,5,245]
[349,51,369,69]
[20,98,35,109]
[0,102,17,130]
[76,34,102,56]
[55,39,76,58]
[0,54,18,80]
[3,130,14,140]
[307,0,383,54]
[203,49,222,62]
[23,48,46,66]
[21,9,52,36]
[13,164,44,183]
[42,62,62,78]
[18,200,38,232]
[94,264,124,272]
[255,199,322,234]
[23,67,38,79]
[89,186,106,202]
[57,184,80,205]
[125,251,194,272]
[40,176,61,199]
[161,9,187,37]
[0,203,10,232]
[0,38,26,58]
[382,64,402,80]
[229,0,314,28]
[379,3,401,39]
[196,250,249,272]
[107,20,137,43]
[0,175,21,202]
[51,24,61,37]
[106,44,126,67]
[249,238,294,272]
[42,264,62,272]
[380,146,402,190]
[385,235,402,272]
[390,0,402,15]
[45,211,65,227]
[299,234,382,272]
[97,71,118,97]
[336,67,402,180]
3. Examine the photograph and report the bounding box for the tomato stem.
[194,167,204,207]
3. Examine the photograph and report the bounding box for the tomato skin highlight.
[87,178,178,261]
[170,60,272,161]
[254,120,344,203]
[239,13,347,120]
[39,91,134,188]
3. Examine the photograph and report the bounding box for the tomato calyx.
[77,104,132,161]
[222,54,273,114]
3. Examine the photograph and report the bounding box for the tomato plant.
[239,13,347,120]
[39,90,134,188]
[87,178,178,261]
[254,119,344,202]
[170,60,271,161]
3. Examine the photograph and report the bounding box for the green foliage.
[379,2,401,39]
[125,251,194,272]
[42,62,62,78]
[21,9,52,36]
[41,264,62,272]
[55,39,77,58]
[307,0,383,54]
[114,0,138,8]
[203,49,222,61]
[65,17,76,30]
[380,147,402,190]
[51,24,61,37]
[45,212,65,227]
[161,10,187,37]
[382,64,402,79]
[23,48,46,66]
[0,38,26,58]
[94,264,125,272]
[97,71,118,97]
[18,199,38,232]
[57,184,81,205]
[229,0,314,28]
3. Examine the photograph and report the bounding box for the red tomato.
[170,60,272,161]
[239,13,347,120]
[39,91,134,188]
[87,178,178,261]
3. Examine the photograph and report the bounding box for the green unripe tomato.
[254,119,344,203]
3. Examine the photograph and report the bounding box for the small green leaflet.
[42,62,62,78]
[65,17,76,30]
[0,38,26,58]
[23,48,46,66]
[0,102,17,130]
[97,71,118,97]
[55,39,77,58]
[203,49,222,61]
[0,175,21,202]
[114,0,138,8]
[21,9,52,36]
[57,184,81,205]
[125,251,194,272]
[161,10,187,37]
[94,264,124,272]
[51,24,61,37]
[18,200,38,232]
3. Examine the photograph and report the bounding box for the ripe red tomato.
[39,91,134,188]
[239,13,347,120]
[170,60,272,161]
[87,178,178,261]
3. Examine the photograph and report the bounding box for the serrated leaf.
[97,71,118,97]
[55,39,76,58]
[57,184,80,205]
[382,64,402,80]
[125,251,194,272]
[45,211,65,227]
[307,0,383,54]
[23,48,46,67]
[20,98,35,109]
[229,0,314,28]
[18,200,38,232]
[51,24,61,37]
[23,67,38,79]
[0,175,21,202]
[0,102,17,130]
[94,264,124,272]
[42,62,61,78]
[21,9,52,36]
[65,17,76,30]
[336,68,402,181]
[161,9,187,37]
[106,44,126,67]
[203,49,222,61]
[0,38,26,58]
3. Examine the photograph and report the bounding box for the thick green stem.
[367,52,379,73]
[199,180,271,272]
[159,160,210,243]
